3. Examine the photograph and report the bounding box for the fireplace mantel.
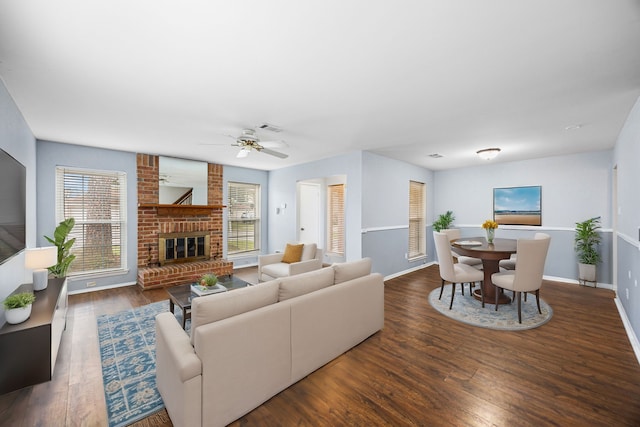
[138,203,226,216]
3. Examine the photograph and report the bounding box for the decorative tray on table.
[191,283,227,296]
[455,240,483,246]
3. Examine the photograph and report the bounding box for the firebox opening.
[159,232,210,265]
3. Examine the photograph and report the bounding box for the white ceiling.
[1,1,639,171]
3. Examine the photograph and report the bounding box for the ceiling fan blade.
[259,140,288,149]
[237,148,250,158]
[260,148,288,159]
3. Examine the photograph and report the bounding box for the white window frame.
[408,180,426,260]
[55,166,127,276]
[227,181,261,255]
[326,183,345,256]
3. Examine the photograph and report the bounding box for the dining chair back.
[511,236,550,293]
[492,234,550,322]
[434,231,485,309]
[499,232,549,271]
[442,228,483,269]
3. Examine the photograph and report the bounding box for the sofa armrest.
[289,258,323,276]
[156,312,201,381]
[259,253,284,266]
[156,312,203,427]
[258,253,285,279]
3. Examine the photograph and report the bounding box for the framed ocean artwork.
[493,186,542,226]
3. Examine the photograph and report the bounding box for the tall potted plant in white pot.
[574,216,601,285]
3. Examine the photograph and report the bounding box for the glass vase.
[486,228,495,244]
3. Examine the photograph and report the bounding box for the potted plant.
[433,211,455,232]
[199,273,218,288]
[44,218,76,278]
[574,216,602,284]
[3,292,36,324]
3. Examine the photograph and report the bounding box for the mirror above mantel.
[159,156,208,205]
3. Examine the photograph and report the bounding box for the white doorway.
[297,182,321,245]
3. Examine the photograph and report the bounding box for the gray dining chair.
[491,234,551,323]
[433,231,485,309]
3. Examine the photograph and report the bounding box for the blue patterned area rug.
[97,300,188,427]
[428,286,553,331]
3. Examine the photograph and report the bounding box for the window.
[408,180,426,259]
[227,182,260,255]
[327,184,345,255]
[55,167,127,275]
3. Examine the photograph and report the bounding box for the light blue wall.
[433,151,613,283]
[36,140,139,293]
[268,151,363,263]
[0,79,37,323]
[614,96,640,340]
[223,165,269,268]
[361,152,435,276]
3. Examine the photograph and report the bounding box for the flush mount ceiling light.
[476,148,501,160]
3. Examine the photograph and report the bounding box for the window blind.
[327,184,345,255]
[408,180,425,259]
[55,167,127,275]
[227,182,260,254]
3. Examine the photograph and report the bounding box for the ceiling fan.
[228,128,289,159]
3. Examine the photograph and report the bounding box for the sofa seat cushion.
[333,257,372,284]
[261,262,291,279]
[278,267,335,301]
[190,280,280,345]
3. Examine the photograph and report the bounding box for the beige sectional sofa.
[155,258,384,427]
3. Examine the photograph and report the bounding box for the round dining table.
[451,237,517,304]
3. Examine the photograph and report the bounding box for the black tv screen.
[0,148,26,264]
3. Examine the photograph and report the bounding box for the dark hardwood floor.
[1,265,639,426]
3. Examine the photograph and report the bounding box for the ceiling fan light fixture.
[476,148,501,160]
[237,147,250,158]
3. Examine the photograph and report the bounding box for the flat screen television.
[0,148,26,264]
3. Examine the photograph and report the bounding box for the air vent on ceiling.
[258,122,282,132]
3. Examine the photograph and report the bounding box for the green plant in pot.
[199,273,218,288]
[3,292,36,324]
[44,218,76,278]
[574,216,602,285]
[433,211,455,232]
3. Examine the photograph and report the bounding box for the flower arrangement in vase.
[482,220,499,244]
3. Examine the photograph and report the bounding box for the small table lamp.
[25,247,58,291]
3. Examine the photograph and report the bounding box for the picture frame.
[493,186,542,226]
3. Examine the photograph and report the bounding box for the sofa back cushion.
[278,267,334,301]
[190,280,280,345]
[300,243,318,261]
[333,257,372,284]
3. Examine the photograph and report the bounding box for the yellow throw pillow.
[281,243,304,264]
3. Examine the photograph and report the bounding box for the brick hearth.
[136,154,232,289]
[137,259,233,290]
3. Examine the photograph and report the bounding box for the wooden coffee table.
[166,275,252,329]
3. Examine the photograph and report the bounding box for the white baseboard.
[541,275,614,290]
[615,297,640,366]
[68,281,137,295]
[384,261,435,281]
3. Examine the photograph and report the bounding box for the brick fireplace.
[136,154,232,289]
